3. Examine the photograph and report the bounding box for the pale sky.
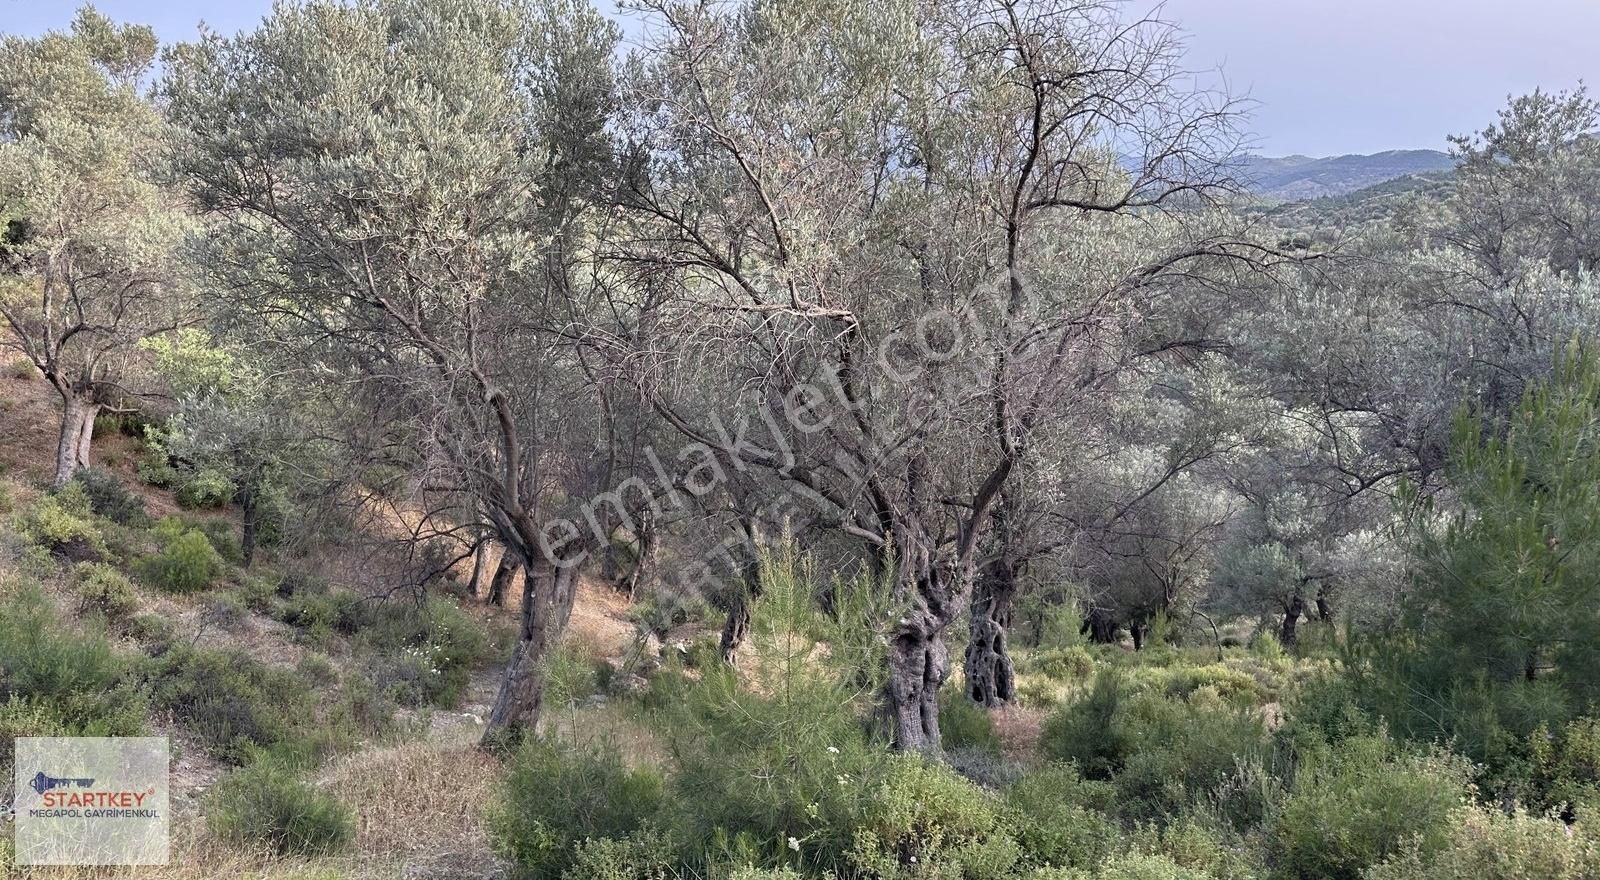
[4,0,1595,156]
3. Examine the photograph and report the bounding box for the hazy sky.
[5,0,1595,156]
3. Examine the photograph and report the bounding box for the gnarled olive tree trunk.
[1083,606,1120,644]
[964,494,1023,707]
[52,389,99,489]
[617,509,657,600]
[1280,592,1306,647]
[963,557,1018,707]
[486,553,520,607]
[482,553,580,744]
[885,528,974,754]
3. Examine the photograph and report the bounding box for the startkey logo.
[29,773,95,794]
[13,737,169,865]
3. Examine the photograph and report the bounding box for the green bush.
[1041,671,1272,826]
[71,562,139,622]
[1026,646,1096,682]
[1123,817,1262,880]
[1006,765,1119,870]
[0,584,146,738]
[1042,670,1129,779]
[126,611,176,644]
[176,466,235,509]
[208,762,355,855]
[200,592,249,630]
[17,482,106,560]
[563,830,678,880]
[181,514,244,564]
[844,754,1020,880]
[630,588,713,638]
[297,652,338,686]
[1526,717,1600,820]
[144,642,328,765]
[1033,600,1087,651]
[1267,736,1470,880]
[545,641,601,710]
[138,519,224,593]
[1365,806,1600,880]
[1065,852,1218,880]
[1158,664,1262,707]
[1251,632,1285,661]
[72,468,149,526]
[489,736,669,880]
[277,589,367,633]
[135,433,179,488]
[361,597,493,707]
[940,692,1002,754]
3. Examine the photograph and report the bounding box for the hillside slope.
[0,358,651,879]
[1237,149,1455,200]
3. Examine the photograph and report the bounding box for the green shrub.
[138,519,224,593]
[277,589,366,632]
[1075,852,1217,880]
[1026,646,1096,682]
[1006,765,1119,870]
[176,467,234,509]
[71,468,149,526]
[1120,816,1267,880]
[1365,806,1600,880]
[1527,717,1600,820]
[136,432,179,488]
[361,597,493,707]
[17,482,106,560]
[297,652,338,687]
[1033,601,1086,651]
[208,762,354,855]
[563,830,678,880]
[845,754,1020,880]
[1042,670,1129,779]
[200,592,249,630]
[630,588,713,638]
[71,562,139,622]
[178,514,244,564]
[545,641,601,710]
[145,643,326,765]
[940,692,1002,754]
[1159,664,1262,707]
[1042,671,1272,826]
[126,611,176,644]
[1277,674,1376,755]
[723,869,805,880]
[489,736,669,880]
[332,675,400,738]
[0,585,146,737]
[1267,736,1470,880]
[1251,631,1285,661]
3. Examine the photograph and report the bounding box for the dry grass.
[992,705,1047,760]
[321,741,503,877]
[542,702,671,771]
[4,820,350,880]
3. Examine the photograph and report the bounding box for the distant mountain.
[1235,149,1456,201]
[1253,169,1456,228]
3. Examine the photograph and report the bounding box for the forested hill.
[1237,149,1456,200]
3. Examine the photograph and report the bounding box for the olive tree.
[163,0,621,741]
[0,8,192,487]
[613,0,1257,750]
